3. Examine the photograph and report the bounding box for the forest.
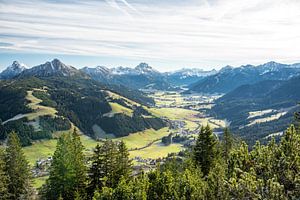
[1,116,300,199]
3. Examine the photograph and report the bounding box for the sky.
[0,0,300,71]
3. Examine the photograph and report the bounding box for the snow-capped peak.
[135,63,158,74]
[0,61,27,79]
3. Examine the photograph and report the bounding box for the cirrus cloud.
[0,0,300,70]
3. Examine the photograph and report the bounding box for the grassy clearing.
[107,102,133,117]
[115,127,170,149]
[247,111,287,126]
[248,109,274,119]
[129,141,183,159]
[105,90,140,107]
[25,90,57,120]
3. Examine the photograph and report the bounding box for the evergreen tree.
[5,131,32,199]
[178,168,206,200]
[43,132,87,199]
[113,177,132,200]
[88,144,104,198]
[277,125,300,198]
[0,148,9,200]
[228,168,262,199]
[101,140,118,188]
[93,187,114,200]
[206,162,229,200]
[88,139,121,198]
[193,125,219,176]
[131,173,149,200]
[115,141,132,182]
[71,129,87,196]
[222,127,233,162]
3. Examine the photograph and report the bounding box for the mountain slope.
[190,61,300,94]
[211,76,300,144]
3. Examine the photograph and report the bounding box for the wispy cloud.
[0,0,300,70]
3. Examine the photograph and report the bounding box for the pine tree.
[131,173,149,200]
[206,162,229,200]
[277,125,300,198]
[222,127,233,162]
[5,131,32,199]
[0,148,9,200]
[93,187,114,200]
[193,125,219,176]
[71,129,87,196]
[88,139,120,198]
[43,132,87,199]
[101,140,118,188]
[88,143,104,198]
[116,141,132,182]
[113,177,132,200]
[178,168,206,200]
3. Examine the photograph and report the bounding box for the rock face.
[19,59,88,78]
[0,61,27,79]
[190,61,300,93]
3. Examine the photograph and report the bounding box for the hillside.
[211,76,300,144]
[0,60,166,146]
[189,61,300,94]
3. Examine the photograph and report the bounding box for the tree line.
[1,121,300,199]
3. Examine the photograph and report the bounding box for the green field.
[107,102,133,117]
[116,127,170,149]
[130,141,183,159]
[148,107,199,120]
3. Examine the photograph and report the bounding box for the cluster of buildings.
[32,157,52,178]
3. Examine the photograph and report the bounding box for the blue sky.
[1,0,300,71]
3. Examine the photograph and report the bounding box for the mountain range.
[0,60,217,90]
[189,61,300,94]
[2,60,300,93]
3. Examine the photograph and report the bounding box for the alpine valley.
[1,59,300,147]
[1,58,300,194]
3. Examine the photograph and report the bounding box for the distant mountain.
[0,61,27,79]
[165,68,217,86]
[19,59,88,78]
[211,75,300,144]
[189,61,300,94]
[82,62,174,90]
